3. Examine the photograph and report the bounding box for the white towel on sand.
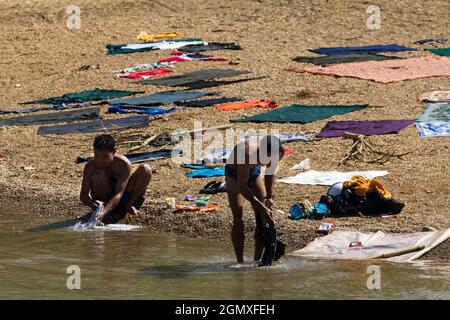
[277,170,388,185]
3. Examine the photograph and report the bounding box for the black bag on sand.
[256,215,285,267]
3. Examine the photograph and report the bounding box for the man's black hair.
[93,134,116,152]
[261,135,285,157]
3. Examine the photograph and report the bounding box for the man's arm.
[101,163,131,219]
[80,163,94,208]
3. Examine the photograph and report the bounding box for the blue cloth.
[224,165,261,188]
[186,167,225,178]
[107,105,176,115]
[309,44,416,55]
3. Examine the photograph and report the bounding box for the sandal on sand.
[200,181,227,194]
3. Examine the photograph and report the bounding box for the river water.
[0,211,448,299]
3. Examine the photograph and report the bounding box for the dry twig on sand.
[340,132,414,166]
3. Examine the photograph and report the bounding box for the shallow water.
[0,211,448,299]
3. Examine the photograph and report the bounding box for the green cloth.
[22,88,144,105]
[427,48,450,57]
[0,107,100,127]
[233,104,368,124]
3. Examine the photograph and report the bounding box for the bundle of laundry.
[317,176,405,217]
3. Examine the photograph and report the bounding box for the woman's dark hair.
[93,134,116,152]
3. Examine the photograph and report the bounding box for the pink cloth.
[121,69,172,79]
[159,52,227,63]
[289,56,450,83]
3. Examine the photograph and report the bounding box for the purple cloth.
[317,120,414,138]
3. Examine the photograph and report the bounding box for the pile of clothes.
[318,176,405,217]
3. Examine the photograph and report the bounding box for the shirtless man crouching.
[80,134,152,224]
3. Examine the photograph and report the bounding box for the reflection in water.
[0,212,448,299]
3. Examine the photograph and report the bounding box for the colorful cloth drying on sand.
[309,44,416,55]
[139,68,250,87]
[428,47,450,57]
[420,91,450,102]
[118,69,172,79]
[107,105,176,116]
[415,102,450,138]
[317,120,414,138]
[292,53,402,65]
[186,167,225,178]
[0,103,92,115]
[289,56,450,83]
[178,42,242,53]
[214,99,278,111]
[22,89,143,105]
[159,52,227,63]
[234,104,367,123]
[106,39,203,55]
[114,62,175,77]
[136,31,181,42]
[277,170,389,185]
[111,91,217,106]
[0,107,100,127]
[37,115,149,135]
[343,176,391,198]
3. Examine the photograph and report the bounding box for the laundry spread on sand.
[114,62,175,78]
[317,120,414,138]
[0,103,92,115]
[136,31,181,42]
[159,52,227,63]
[186,166,225,178]
[0,107,100,127]
[414,38,447,45]
[178,42,242,53]
[174,97,243,107]
[37,115,149,135]
[292,53,402,65]
[427,47,450,57]
[309,44,416,55]
[106,39,203,55]
[289,55,450,83]
[240,131,318,143]
[289,228,450,262]
[76,148,182,164]
[200,148,232,164]
[420,91,450,102]
[107,105,176,116]
[214,99,278,111]
[234,104,367,123]
[415,102,450,138]
[118,69,172,79]
[137,69,251,86]
[111,91,217,106]
[277,170,388,185]
[181,77,266,90]
[22,89,144,105]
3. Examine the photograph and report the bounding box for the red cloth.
[122,69,172,79]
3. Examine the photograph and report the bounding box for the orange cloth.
[214,99,278,112]
[343,176,391,198]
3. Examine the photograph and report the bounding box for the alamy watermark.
[66,265,81,290]
[66,5,81,30]
[366,265,381,289]
[366,5,381,30]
